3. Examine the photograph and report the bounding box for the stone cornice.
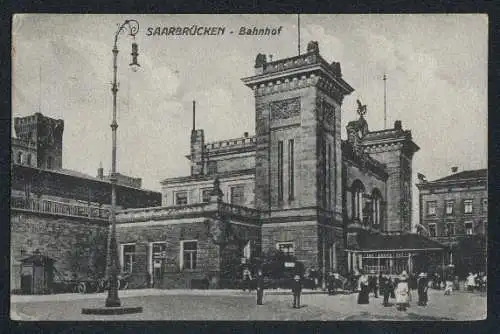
[160,168,255,185]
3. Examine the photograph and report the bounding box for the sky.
[12,14,488,228]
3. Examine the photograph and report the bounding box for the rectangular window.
[465,221,473,235]
[288,139,294,200]
[175,191,188,205]
[278,141,284,202]
[446,222,456,236]
[277,242,294,257]
[428,223,437,237]
[201,188,212,203]
[207,161,217,175]
[181,241,197,270]
[445,200,454,215]
[427,201,437,215]
[482,198,487,214]
[464,199,473,214]
[122,244,136,273]
[230,185,245,205]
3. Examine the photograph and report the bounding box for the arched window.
[16,151,23,164]
[351,180,365,222]
[372,189,383,227]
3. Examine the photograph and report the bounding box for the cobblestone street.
[11,288,486,321]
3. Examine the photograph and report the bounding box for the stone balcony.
[116,201,261,225]
[11,196,109,221]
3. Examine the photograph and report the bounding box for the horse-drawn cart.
[52,269,130,294]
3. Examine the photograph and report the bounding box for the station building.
[11,112,161,292]
[416,168,487,274]
[114,41,443,289]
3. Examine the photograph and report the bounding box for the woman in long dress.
[357,272,370,304]
[395,271,410,311]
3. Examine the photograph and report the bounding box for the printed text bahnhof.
[146,26,283,36]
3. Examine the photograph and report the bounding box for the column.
[377,253,381,274]
[358,253,363,271]
[347,251,351,273]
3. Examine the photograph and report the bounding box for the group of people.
[465,272,487,292]
[250,269,304,308]
[356,270,430,311]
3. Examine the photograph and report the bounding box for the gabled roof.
[431,169,487,183]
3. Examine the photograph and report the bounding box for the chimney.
[97,162,104,179]
[244,132,249,138]
[451,166,458,173]
[394,120,402,130]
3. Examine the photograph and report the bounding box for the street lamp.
[83,20,142,314]
[106,19,140,308]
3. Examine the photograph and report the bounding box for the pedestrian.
[444,275,453,296]
[417,272,428,306]
[327,272,334,295]
[357,271,370,304]
[368,271,378,298]
[256,269,264,305]
[381,273,391,307]
[395,271,410,311]
[242,267,252,292]
[292,274,302,308]
[466,272,475,292]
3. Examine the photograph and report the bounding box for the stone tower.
[362,120,419,233]
[242,42,354,271]
[14,112,64,169]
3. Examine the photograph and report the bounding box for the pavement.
[10,288,487,321]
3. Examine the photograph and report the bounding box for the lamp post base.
[82,306,143,315]
[105,296,122,308]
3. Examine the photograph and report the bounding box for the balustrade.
[11,196,109,220]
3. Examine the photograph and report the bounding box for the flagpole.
[297,14,301,56]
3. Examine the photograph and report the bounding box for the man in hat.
[292,274,302,308]
[368,270,378,298]
[256,269,265,305]
[417,272,428,306]
[380,272,392,307]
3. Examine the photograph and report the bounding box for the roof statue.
[417,173,427,183]
[255,53,267,68]
[356,99,367,118]
[307,41,319,53]
[331,61,342,77]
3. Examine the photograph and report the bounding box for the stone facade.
[10,211,109,291]
[10,114,162,292]
[417,169,487,245]
[13,112,64,170]
[115,201,261,288]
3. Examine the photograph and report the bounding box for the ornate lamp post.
[83,19,142,315]
[106,19,140,308]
